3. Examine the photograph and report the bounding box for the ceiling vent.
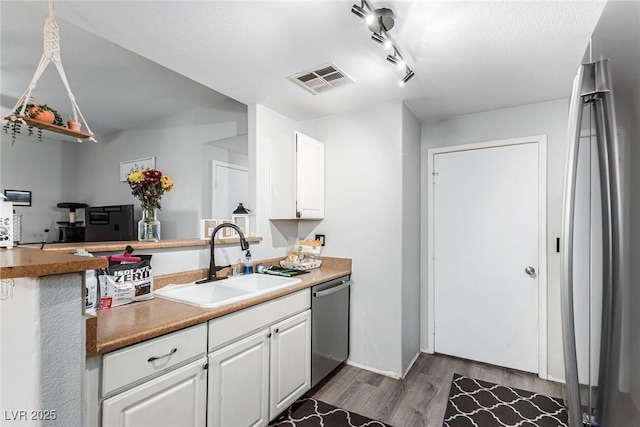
[289,63,354,95]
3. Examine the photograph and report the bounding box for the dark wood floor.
[308,352,565,427]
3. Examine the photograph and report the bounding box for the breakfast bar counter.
[0,246,107,278]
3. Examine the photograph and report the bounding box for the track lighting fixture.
[351,0,416,85]
[371,32,392,49]
[399,68,415,86]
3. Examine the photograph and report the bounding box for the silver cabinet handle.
[147,348,177,362]
[313,280,351,298]
[525,266,536,277]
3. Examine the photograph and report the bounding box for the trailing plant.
[3,102,64,145]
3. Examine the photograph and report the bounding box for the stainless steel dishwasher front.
[311,275,351,387]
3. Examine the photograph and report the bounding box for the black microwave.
[84,204,135,242]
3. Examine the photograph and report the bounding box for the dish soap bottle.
[243,250,253,275]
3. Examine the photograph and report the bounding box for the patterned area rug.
[443,374,568,426]
[269,397,391,427]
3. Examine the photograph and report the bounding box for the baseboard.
[546,373,566,384]
[345,359,402,379]
[420,346,434,354]
[345,351,423,380]
[402,351,421,378]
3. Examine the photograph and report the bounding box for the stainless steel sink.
[155,274,302,308]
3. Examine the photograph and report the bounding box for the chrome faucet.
[197,223,249,283]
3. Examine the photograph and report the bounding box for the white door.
[269,310,311,418]
[212,161,248,219]
[433,142,540,373]
[208,330,270,427]
[102,358,207,427]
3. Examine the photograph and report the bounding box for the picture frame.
[4,189,31,206]
[200,219,218,240]
[119,157,155,182]
[220,220,234,238]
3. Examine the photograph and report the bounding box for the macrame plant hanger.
[7,0,96,143]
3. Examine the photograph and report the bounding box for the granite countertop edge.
[89,257,351,357]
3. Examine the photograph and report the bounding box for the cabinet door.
[269,309,311,418]
[269,133,297,219]
[102,358,207,427]
[296,133,325,219]
[208,330,270,427]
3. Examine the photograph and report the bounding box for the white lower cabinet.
[102,358,207,427]
[208,309,311,427]
[92,290,311,427]
[207,290,311,427]
[269,310,312,417]
[208,329,271,427]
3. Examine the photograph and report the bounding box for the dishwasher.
[311,275,351,387]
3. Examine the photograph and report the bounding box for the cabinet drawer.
[102,323,207,396]
[103,357,207,427]
[208,289,310,352]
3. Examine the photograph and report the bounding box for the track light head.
[399,69,415,86]
[386,53,405,69]
[371,32,392,49]
[352,4,373,24]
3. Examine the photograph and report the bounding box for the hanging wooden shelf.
[4,115,94,140]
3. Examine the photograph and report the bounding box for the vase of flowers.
[126,168,174,242]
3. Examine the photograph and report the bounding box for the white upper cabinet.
[270,132,324,220]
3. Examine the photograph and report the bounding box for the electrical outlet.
[315,234,325,246]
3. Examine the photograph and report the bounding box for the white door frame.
[425,135,548,379]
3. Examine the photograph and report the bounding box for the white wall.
[299,101,408,375]
[401,103,421,372]
[0,274,85,426]
[420,99,570,380]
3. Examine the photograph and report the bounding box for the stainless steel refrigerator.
[561,1,640,426]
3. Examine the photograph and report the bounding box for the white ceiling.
[1,1,607,139]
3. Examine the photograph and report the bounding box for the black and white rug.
[269,397,392,427]
[443,374,568,427]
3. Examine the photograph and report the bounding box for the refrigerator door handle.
[594,59,623,424]
[560,63,589,427]
[561,59,622,427]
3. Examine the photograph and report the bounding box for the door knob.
[525,266,536,277]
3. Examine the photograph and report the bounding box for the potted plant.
[3,101,64,144]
